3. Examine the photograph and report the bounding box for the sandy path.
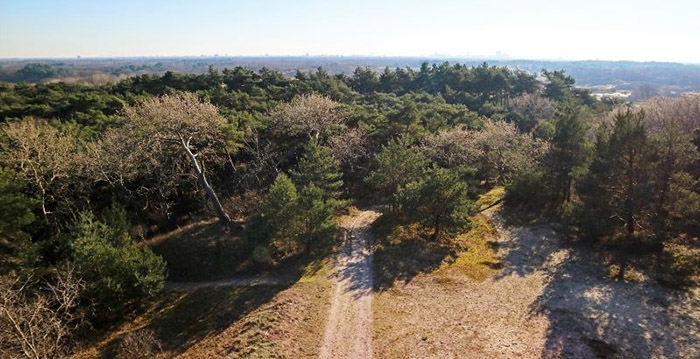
[165,276,287,291]
[318,210,381,359]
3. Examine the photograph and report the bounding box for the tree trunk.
[432,214,441,241]
[180,136,231,223]
[626,151,635,242]
[617,256,627,281]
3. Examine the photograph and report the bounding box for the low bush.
[71,212,166,321]
[115,329,162,359]
[660,236,700,287]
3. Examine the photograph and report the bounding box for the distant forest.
[2,56,700,96]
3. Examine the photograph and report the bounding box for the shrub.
[660,236,700,287]
[505,166,549,209]
[0,269,83,359]
[70,212,165,320]
[115,329,162,359]
[252,245,272,266]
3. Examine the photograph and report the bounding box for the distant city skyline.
[1,0,698,63]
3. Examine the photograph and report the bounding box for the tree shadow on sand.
[490,212,700,359]
[97,283,292,358]
[96,222,335,358]
[356,212,458,293]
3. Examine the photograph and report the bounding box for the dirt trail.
[318,209,381,359]
[165,276,287,291]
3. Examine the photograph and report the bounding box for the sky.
[1,0,698,63]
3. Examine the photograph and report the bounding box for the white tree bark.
[180,136,231,223]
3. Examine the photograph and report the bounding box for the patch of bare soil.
[373,253,550,358]
[373,210,700,359]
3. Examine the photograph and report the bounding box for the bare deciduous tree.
[271,93,345,140]
[238,128,284,189]
[640,94,700,132]
[96,93,233,222]
[0,269,83,359]
[508,93,556,132]
[422,121,548,184]
[421,127,480,168]
[328,127,369,171]
[638,95,700,214]
[0,119,82,222]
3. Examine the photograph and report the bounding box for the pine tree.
[365,137,428,204]
[395,166,473,240]
[296,184,336,251]
[388,97,420,133]
[71,212,165,320]
[253,173,298,243]
[291,140,344,204]
[578,109,655,243]
[248,173,301,260]
[0,167,37,274]
[548,99,590,206]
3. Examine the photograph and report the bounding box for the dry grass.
[372,268,549,359]
[371,186,547,359]
[73,259,333,359]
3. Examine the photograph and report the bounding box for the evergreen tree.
[291,140,344,205]
[0,167,37,274]
[250,173,299,247]
[260,173,298,230]
[578,109,655,242]
[542,70,575,102]
[395,166,473,239]
[350,66,380,94]
[71,212,165,321]
[548,100,590,206]
[389,97,420,133]
[296,184,336,251]
[365,137,428,204]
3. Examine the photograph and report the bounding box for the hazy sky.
[1,0,698,62]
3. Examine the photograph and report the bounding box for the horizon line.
[1,54,698,66]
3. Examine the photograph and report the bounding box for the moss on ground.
[476,186,505,211]
[436,213,501,282]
